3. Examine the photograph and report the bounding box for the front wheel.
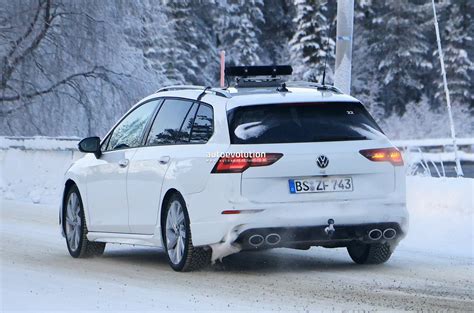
[347,241,393,264]
[63,185,106,258]
[162,194,211,272]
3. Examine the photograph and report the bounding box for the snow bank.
[402,176,473,258]
[0,137,83,205]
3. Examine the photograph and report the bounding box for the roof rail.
[156,85,206,93]
[155,85,230,98]
[286,81,342,94]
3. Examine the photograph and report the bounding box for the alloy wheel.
[65,192,82,251]
[165,200,186,265]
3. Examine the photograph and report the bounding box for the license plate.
[289,177,353,194]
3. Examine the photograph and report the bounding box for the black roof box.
[225,65,292,78]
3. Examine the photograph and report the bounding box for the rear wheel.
[163,194,211,272]
[63,185,105,258]
[347,241,393,264]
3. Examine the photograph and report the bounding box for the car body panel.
[60,86,408,256]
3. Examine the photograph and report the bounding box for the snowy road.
[1,198,473,312]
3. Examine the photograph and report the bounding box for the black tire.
[63,185,106,258]
[347,241,393,264]
[162,194,211,272]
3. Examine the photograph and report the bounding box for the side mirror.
[78,136,102,159]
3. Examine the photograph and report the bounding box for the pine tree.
[166,0,219,85]
[289,0,335,82]
[122,1,184,84]
[370,0,433,115]
[352,0,386,118]
[260,0,294,64]
[218,0,265,66]
[433,0,474,110]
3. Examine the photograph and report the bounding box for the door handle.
[118,159,129,168]
[159,156,170,165]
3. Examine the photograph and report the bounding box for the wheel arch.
[159,188,187,241]
[160,188,180,226]
[63,179,76,203]
[61,179,90,231]
[60,179,77,232]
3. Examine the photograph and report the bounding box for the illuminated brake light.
[359,148,403,166]
[211,153,283,173]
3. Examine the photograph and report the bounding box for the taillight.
[359,148,404,166]
[211,153,283,173]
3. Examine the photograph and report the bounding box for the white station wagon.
[60,66,408,271]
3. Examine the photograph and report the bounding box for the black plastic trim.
[235,222,403,250]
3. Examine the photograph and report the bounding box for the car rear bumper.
[235,222,404,250]
[189,198,408,247]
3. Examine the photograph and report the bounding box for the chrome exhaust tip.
[248,234,264,247]
[383,228,397,240]
[368,229,383,240]
[265,233,281,245]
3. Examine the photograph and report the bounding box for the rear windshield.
[227,102,384,144]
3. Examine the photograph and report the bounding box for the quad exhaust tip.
[248,233,281,247]
[265,233,281,245]
[383,228,397,240]
[368,229,383,240]
[248,234,264,247]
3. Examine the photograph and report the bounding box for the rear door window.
[228,102,384,144]
[176,103,198,143]
[146,99,194,145]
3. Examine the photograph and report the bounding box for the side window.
[146,99,193,146]
[176,103,198,143]
[107,100,158,151]
[190,104,213,143]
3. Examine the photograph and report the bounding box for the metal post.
[220,51,226,88]
[431,0,464,177]
[334,0,354,95]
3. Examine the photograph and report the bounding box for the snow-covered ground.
[403,176,473,259]
[1,138,473,311]
[1,180,473,310]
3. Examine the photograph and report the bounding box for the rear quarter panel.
[158,95,231,227]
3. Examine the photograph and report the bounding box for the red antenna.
[220,50,225,88]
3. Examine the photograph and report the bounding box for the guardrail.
[0,136,81,151]
[1,135,473,156]
[393,138,474,153]
[392,138,474,177]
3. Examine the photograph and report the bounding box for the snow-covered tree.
[123,1,184,84]
[352,0,386,120]
[433,0,474,110]
[370,0,433,115]
[289,0,335,82]
[218,0,265,66]
[166,0,219,85]
[1,0,472,139]
[260,0,294,64]
[380,95,473,139]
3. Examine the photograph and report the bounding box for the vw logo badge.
[317,155,329,168]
